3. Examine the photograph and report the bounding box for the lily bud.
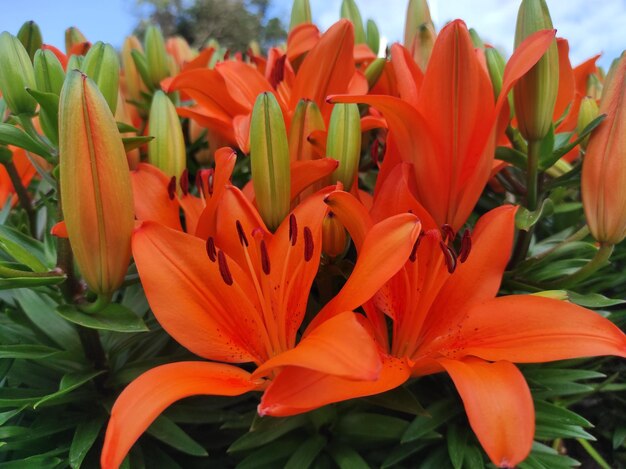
[289,99,325,162]
[366,19,380,55]
[364,57,386,89]
[144,25,170,88]
[289,0,312,31]
[59,70,134,295]
[341,0,366,44]
[65,26,87,54]
[576,97,599,150]
[469,28,484,49]
[411,22,436,71]
[250,92,291,231]
[81,42,120,114]
[166,36,195,72]
[513,0,558,141]
[67,54,83,72]
[485,46,506,98]
[147,91,186,180]
[34,49,65,95]
[0,32,37,115]
[322,212,347,258]
[582,53,626,245]
[122,36,146,104]
[327,103,361,191]
[17,21,42,62]
[404,0,433,50]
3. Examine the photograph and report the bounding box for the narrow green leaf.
[147,415,208,457]
[402,399,462,443]
[0,224,49,271]
[515,199,554,231]
[56,304,149,333]
[447,424,468,469]
[566,291,626,308]
[334,412,409,442]
[0,123,52,159]
[364,386,426,415]
[548,114,606,164]
[496,146,527,169]
[381,440,436,468]
[0,273,66,290]
[236,436,301,469]
[70,417,105,468]
[285,435,326,469]
[117,121,139,133]
[0,344,61,359]
[328,444,370,469]
[123,135,154,152]
[34,370,105,408]
[534,401,591,427]
[228,415,308,452]
[612,425,626,449]
[25,87,59,134]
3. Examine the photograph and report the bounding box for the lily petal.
[290,159,339,202]
[131,163,182,231]
[101,362,260,469]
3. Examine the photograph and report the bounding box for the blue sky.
[0,0,623,68]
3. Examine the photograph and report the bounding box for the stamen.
[459,229,472,263]
[439,240,457,273]
[409,234,423,262]
[236,220,249,247]
[269,54,286,88]
[289,214,297,246]
[206,237,217,262]
[260,240,271,274]
[217,250,233,285]
[180,169,189,195]
[370,139,380,167]
[441,224,455,243]
[303,226,314,262]
[195,171,204,195]
[167,176,176,200]
[206,168,215,196]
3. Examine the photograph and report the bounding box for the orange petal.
[132,222,268,364]
[131,163,182,231]
[50,221,68,238]
[177,106,236,145]
[309,212,421,330]
[178,194,204,235]
[101,362,260,469]
[290,158,338,202]
[217,61,277,110]
[233,113,252,154]
[181,46,215,71]
[258,355,410,417]
[253,311,381,381]
[323,190,373,252]
[438,358,534,468]
[390,43,423,108]
[554,38,575,121]
[457,295,626,362]
[573,54,600,97]
[287,23,321,64]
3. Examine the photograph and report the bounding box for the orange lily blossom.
[0,147,36,207]
[330,19,556,231]
[101,182,422,468]
[257,164,626,468]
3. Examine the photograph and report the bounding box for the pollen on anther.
[167,176,176,200]
[439,240,457,273]
[236,220,249,247]
[303,226,314,262]
[206,237,217,262]
[459,229,472,263]
[441,224,455,243]
[289,214,298,246]
[260,240,271,275]
[180,169,189,195]
[217,250,233,285]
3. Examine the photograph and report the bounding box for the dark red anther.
[195,171,204,195]
[269,54,287,89]
[206,168,215,196]
[180,169,189,195]
[206,237,217,262]
[370,139,380,167]
[236,220,249,247]
[260,240,271,275]
[217,250,233,285]
[458,229,472,263]
[303,226,314,262]
[409,234,423,262]
[289,214,298,246]
[441,224,455,243]
[439,240,457,274]
[167,176,176,200]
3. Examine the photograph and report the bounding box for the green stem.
[543,244,614,289]
[515,225,590,270]
[506,125,528,153]
[576,439,611,469]
[2,159,36,236]
[79,293,111,314]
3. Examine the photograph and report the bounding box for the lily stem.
[542,244,614,289]
[2,159,36,236]
[576,439,611,469]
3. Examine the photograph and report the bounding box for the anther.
[217,250,233,285]
[269,54,286,88]
[441,224,455,243]
[195,171,204,195]
[236,220,249,247]
[409,234,423,262]
[180,169,189,195]
[303,226,314,262]
[206,237,217,262]
[370,139,380,167]
[458,229,472,263]
[260,240,271,275]
[289,214,298,246]
[206,168,215,196]
[439,240,457,274]
[167,176,176,200]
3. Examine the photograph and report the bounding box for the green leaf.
[515,198,554,231]
[547,114,606,165]
[0,407,24,425]
[236,436,301,469]
[285,435,326,469]
[537,124,555,170]
[0,224,49,271]
[34,370,105,408]
[0,272,66,290]
[131,49,155,92]
[147,415,208,457]
[566,291,625,308]
[327,444,370,469]
[381,440,436,468]
[25,88,59,133]
[0,456,61,468]
[461,446,485,469]
[364,385,426,415]
[534,401,591,428]
[0,344,61,359]
[535,422,596,440]
[495,146,527,169]
[402,399,462,443]
[0,123,52,159]
[334,412,409,442]
[123,135,154,152]
[519,442,580,469]
[447,424,468,469]
[117,121,139,133]
[228,415,308,452]
[613,425,626,449]
[70,417,105,468]
[56,303,149,333]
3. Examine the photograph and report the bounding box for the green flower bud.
[34,49,65,95]
[144,25,170,88]
[469,28,484,49]
[289,99,325,162]
[341,0,366,44]
[485,47,506,98]
[148,91,186,180]
[576,96,599,150]
[404,0,433,49]
[513,0,559,141]
[81,42,120,114]
[366,19,380,55]
[67,54,84,72]
[364,57,386,89]
[0,32,37,115]
[16,21,42,62]
[250,92,291,232]
[289,0,312,31]
[122,36,146,103]
[411,22,436,71]
[327,103,361,191]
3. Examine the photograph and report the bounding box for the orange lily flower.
[101,183,421,469]
[258,164,626,468]
[0,147,36,208]
[330,20,556,231]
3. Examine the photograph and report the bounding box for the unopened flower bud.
[366,19,380,55]
[250,92,291,231]
[147,90,186,180]
[576,97,599,150]
[513,0,559,141]
[485,46,506,98]
[17,21,42,62]
[144,25,170,88]
[65,26,87,54]
[322,212,347,258]
[59,70,134,295]
[411,22,436,71]
[34,49,65,95]
[327,103,361,191]
[404,0,433,50]
[81,41,120,114]
[0,32,37,115]
[289,99,325,162]
[122,36,146,104]
[364,57,386,89]
[341,0,366,44]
